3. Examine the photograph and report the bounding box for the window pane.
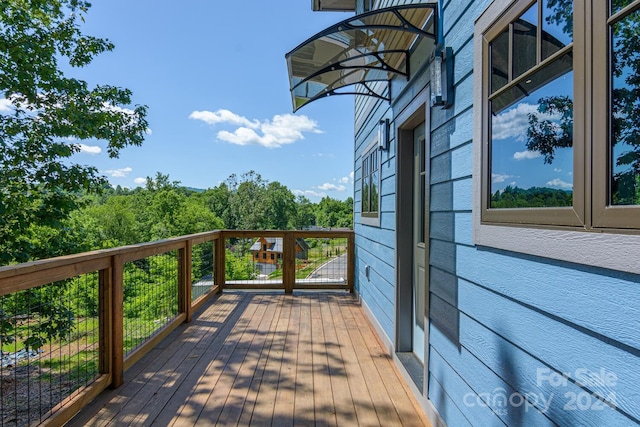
[490,64,573,208]
[491,29,510,93]
[513,2,538,79]
[362,172,370,213]
[370,170,379,213]
[542,0,573,60]
[611,0,636,15]
[610,9,640,205]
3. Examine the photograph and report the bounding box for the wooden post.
[179,242,193,323]
[111,254,124,388]
[283,232,296,294]
[215,234,225,293]
[98,267,113,377]
[347,232,355,293]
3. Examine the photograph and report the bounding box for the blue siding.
[351,1,640,426]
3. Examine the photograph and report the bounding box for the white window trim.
[361,137,381,227]
[473,0,640,275]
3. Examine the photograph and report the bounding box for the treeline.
[490,185,573,208]
[28,171,353,260]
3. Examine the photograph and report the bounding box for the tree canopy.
[0,0,148,264]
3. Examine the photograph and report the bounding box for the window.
[262,253,266,260]
[361,141,380,225]
[480,0,640,230]
[270,253,275,260]
[474,0,640,274]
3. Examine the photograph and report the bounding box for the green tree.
[226,171,269,230]
[0,0,148,264]
[315,196,353,228]
[202,183,232,227]
[264,181,297,229]
[293,196,316,230]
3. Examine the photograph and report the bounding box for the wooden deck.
[68,292,429,426]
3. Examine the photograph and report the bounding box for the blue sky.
[491,70,574,194]
[66,1,356,201]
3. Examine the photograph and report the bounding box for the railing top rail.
[221,229,354,238]
[0,229,354,292]
[0,230,222,280]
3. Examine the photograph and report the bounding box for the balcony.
[0,230,429,426]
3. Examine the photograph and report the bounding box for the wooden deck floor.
[69,292,429,426]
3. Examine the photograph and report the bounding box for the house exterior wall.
[352,1,640,426]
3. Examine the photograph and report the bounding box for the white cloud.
[293,189,326,198]
[492,102,562,141]
[318,183,347,191]
[513,150,542,160]
[217,128,264,146]
[554,168,562,172]
[134,177,146,185]
[104,167,133,178]
[190,109,323,149]
[102,102,135,115]
[0,98,13,112]
[546,178,573,190]
[189,109,260,128]
[102,103,152,135]
[312,152,336,158]
[78,144,102,155]
[492,173,513,183]
[338,171,355,184]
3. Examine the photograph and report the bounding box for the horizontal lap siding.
[428,0,640,426]
[354,1,640,426]
[355,90,396,341]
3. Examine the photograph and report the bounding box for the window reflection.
[490,68,573,208]
[362,155,370,213]
[611,0,636,15]
[362,149,379,214]
[487,0,574,209]
[610,8,640,205]
[513,2,538,79]
[542,0,573,60]
[491,29,509,93]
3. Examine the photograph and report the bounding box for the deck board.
[69,292,431,427]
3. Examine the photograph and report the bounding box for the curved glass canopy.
[286,4,438,112]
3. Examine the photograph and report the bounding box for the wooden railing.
[0,229,354,426]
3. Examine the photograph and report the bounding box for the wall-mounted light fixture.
[430,46,454,108]
[378,118,389,151]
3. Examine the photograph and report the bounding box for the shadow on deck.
[68,292,429,426]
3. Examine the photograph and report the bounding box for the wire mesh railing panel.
[191,241,215,302]
[0,274,100,427]
[294,237,349,286]
[224,237,284,289]
[122,252,179,356]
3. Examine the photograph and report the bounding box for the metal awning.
[286,4,438,112]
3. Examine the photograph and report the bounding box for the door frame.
[394,86,431,395]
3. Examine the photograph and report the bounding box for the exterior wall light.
[378,118,390,151]
[430,46,454,108]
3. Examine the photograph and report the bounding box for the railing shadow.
[67,292,363,426]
